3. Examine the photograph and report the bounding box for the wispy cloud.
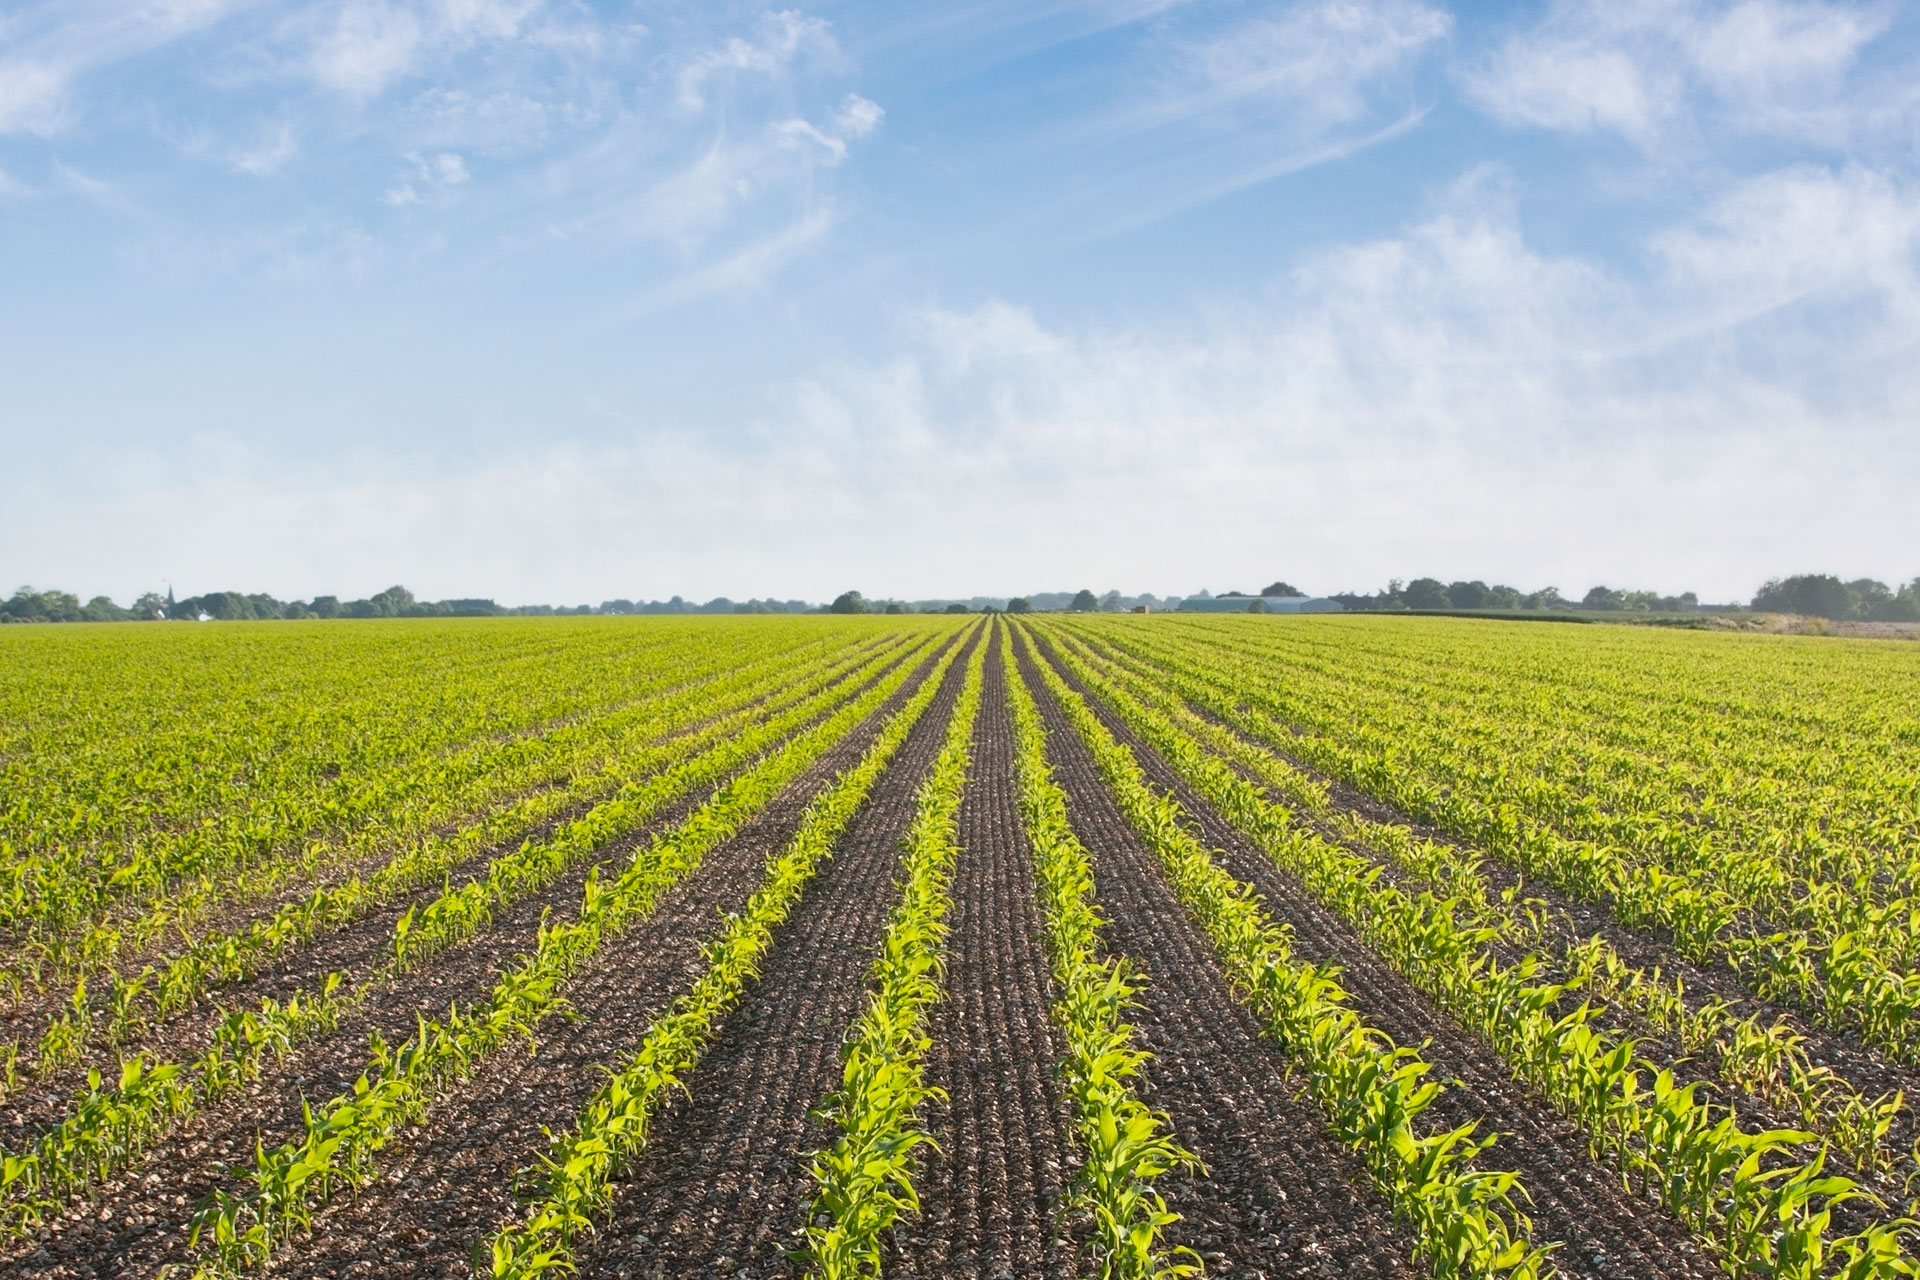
[675,10,838,111]
[0,0,251,135]
[1461,0,1897,149]
[382,147,468,204]
[645,206,838,308]
[22,160,1915,603]
[1154,0,1450,131]
[1021,0,1450,233]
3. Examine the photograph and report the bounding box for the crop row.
[804,635,987,1277]
[1052,624,1912,1191]
[1016,629,1549,1279]
[479,628,975,1280]
[1032,623,1914,1278]
[0,632,935,1239]
[1004,633,1201,1280]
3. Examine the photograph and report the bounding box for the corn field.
[2,612,1917,1280]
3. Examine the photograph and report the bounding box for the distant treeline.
[1325,574,1920,621]
[7,572,1916,624]
[0,584,821,624]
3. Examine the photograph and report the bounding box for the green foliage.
[1753,575,1920,621]
[482,631,974,1280]
[805,639,985,1278]
[1046,615,1920,1276]
[1023,627,1549,1279]
[1004,634,1200,1280]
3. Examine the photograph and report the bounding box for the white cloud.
[1695,0,1887,96]
[0,59,68,134]
[1042,0,1449,232]
[1175,0,1452,128]
[310,3,425,95]
[0,0,251,136]
[229,123,298,174]
[19,162,1916,603]
[674,10,837,110]
[382,147,468,203]
[1654,165,1920,331]
[645,206,837,306]
[833,93,883,138]
[1463,0,1895,148]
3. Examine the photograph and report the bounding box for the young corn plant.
[183,638,969,1277]
[1006,631,1203,1280]
[1035,622,1920,1280]
[1017,628,1550,1280]
[805,639,985,1278]
[482,627,978,1280]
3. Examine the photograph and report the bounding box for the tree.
[943,602,970,614]
[829,590,868,615]
[1070,589,1098,612]
[1871,582,1920,621]
[1099,589,1124,611]
[1260,581,1305,598]
[883,601,905,614]
[1489,585,1521,609]
[1447,580,1493,609]
[367,585,416,617]
[1582,586,1624,611]
[1403,578,1449,610]
[1849,579,1893,614]
[1246,598,1267,613]
[1752,575,1854,619]
[1006,597,1034,614]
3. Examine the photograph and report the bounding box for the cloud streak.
[1461,0,1897,149]
[15,161,1916,602]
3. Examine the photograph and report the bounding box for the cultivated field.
[2,614,1918,1280]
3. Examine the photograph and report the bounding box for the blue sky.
[3,0,1917,605]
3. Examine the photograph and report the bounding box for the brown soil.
[0,641,921,1152]
[559,627,983,1280]
[1070,629,1920,1202]
[0,636,958,1280]
[1017,629,1719,1280]
[1014,636,1424,1279]
[889,625,1077,1280]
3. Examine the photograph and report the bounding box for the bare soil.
[1018,629,1718,1280]
[0,637,956,1280]
[889,626,1078,1280]
[566,627,982,1280]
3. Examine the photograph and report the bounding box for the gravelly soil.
[0,638,913,1147]
[570,626,982,1280]
[256,632,973,1280]
[1068,628,1920,1205]
[889,625,1077,1280]
[1013,636,1422,1280]
[1017,628,1719,1280]
[0,636,957,1280]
